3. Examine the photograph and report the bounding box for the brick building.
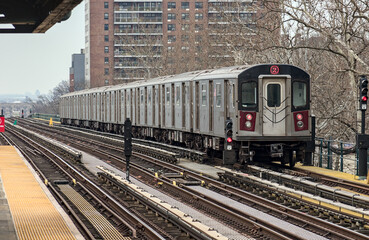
[85,0,270,88]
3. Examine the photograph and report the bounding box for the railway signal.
[225,118,233,150]
[124,118,132,181]
[358,75,368,179]
[360,75,368,110]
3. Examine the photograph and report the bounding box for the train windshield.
[292,82,307,107]
[241,82,257,108]
[267,84,281,107]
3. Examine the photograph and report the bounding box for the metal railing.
[314,137,369,176]
[31,113,60,122]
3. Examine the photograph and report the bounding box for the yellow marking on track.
[287,191,369,220]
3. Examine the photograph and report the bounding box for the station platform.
[0,146,82,240]
[296,163,368,185]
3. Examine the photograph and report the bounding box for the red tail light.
[227,137,233,143]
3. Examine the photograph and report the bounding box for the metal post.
[319,139,323,168]
[362,110,366,134]
[357,110,368,179]
[340,142,343,172]
[327,139,331,169]
[124,118,132,182]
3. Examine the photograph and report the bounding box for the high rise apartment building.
[85,0,267,88]
[69,49,86,92]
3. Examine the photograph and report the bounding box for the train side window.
[201,84,207,106]
[215,83,221,107]
[175,86,180,105]
[267,84,281,107]
[231,83,235,108]
[241,82,257,108]
[148,88,152,105]
[166,87,170,105]
[292,82,307,108]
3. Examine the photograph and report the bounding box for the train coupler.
[270,144,283,158]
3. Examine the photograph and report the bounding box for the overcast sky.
[0,2,84,96]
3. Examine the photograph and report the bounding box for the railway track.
[3,124,165,240]
[10,118,369,239]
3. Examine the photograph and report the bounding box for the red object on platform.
[0,116,4,132]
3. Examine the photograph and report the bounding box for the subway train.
[60,64,313,167]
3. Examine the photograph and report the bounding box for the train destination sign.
[0,116,4,132]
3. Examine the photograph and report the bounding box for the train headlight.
[245,121,252,128]
[297,121,304,128]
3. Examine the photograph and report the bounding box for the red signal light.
[362,96,368,102]
[227,137,233,143]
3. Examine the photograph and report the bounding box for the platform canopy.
[0,0,82,33]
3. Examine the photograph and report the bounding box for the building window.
[195,24,203,31]
[195,2,203,8]
[168,35,176,43]
[195,35,202,43]
[104,35,109,42]
[167,24,176,31]
[104,57,109,64]
[105,79,109,85]
[167,13,176,20]
[104,13,108,20]
[168,2,176,8]
[181,24,190,31]
[104,2,108,8]
[168,46,175,51]
[181,13,189,20]
[104,24,109,30]
[181,2,189,9]
[181,35,189,42]
[104,46,109,53]
[195,13,203,20]
[104,68,109,75]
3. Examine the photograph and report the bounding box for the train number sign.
[270,65,279,75]
[0,116,4,132]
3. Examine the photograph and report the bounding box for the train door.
[182,83,186,129]
[171,84,175,127]
[262,78,287,136]
[144,87,148,125]
[209,80,213,132]
[195,81,199,131]
[153,86,156,126]
[189,82,193,131]
[161,84,165,127]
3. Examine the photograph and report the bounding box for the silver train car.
[60,64,313,166]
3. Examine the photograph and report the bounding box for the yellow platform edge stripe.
[0,146,76,240]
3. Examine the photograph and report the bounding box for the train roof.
[62,64,308,98]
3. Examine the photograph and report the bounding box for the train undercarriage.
[62,118,313,167]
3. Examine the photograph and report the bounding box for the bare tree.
[258,0,369,140]
[26,80,69,115]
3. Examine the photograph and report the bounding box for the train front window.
[267,84,281,107]
[241,82,257,108]
[292,82,307,108]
